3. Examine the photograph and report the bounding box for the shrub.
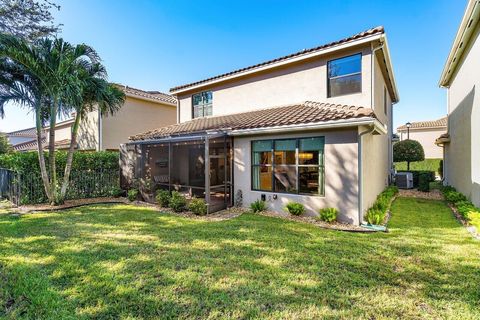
[372,195,389,212]
[365,208,385,225]
[155,189,171,207]
[250,199,267,213]
[169,191,187,212]
[418,172,431,192]
[188,198,208,215]
[319,208,338,222]
[384,186,399,197]
[444,191,467,204]
[438,160,443,179]
[285,202,305,216]
[441,185,456,194]
[393,139,425,170]
[109,186,124,198]
[127,189,138,202]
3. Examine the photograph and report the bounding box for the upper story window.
[327,54,362,97]
[192,91,212,118]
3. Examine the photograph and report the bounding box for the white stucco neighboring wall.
[444,20,480,206]
[233,129,360,224]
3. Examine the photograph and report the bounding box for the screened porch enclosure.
[135,134,232,213]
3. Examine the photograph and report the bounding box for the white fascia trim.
[230,117,386,136]
[379,35,400,103]
[125,93,177,107]
[439,0,480,87]
[170,34,383,95]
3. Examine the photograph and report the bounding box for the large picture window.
[327,54,361,97]
[192,91,212,118]
[252,137,325,196]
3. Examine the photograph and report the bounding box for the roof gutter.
[439,0,480,87]
[230,118,387,136]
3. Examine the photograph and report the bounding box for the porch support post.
[204,137,211,210]
[168,142,172,192]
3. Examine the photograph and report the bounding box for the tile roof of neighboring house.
[119,85,177,105]
[13,138,73,152]
[170,26,385,93]
[7,126,38,137]
[130,101,375,141]
[397,117,448,131]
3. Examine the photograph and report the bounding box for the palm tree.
[59,63,125,201]
[0,33,122,204]
[0,39,53,200]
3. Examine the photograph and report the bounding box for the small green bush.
[365,208,385,225]
[169,191,187,212]
[319,208,338,222]
[455,200,477,220]
[372,195,389,212]
[155,189,171,207]
[418,172,431,192]
[285,202,305,216]
[109,186,123,198]
[444,191,467,204]
[188,198,208,215]
[250,199,267,213]
[127,189,138,202]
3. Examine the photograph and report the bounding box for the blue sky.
[0,0,466,132]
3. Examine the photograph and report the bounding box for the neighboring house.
[396,117,447,159]
[8,118,75,152]
[437,0,480,206]
[7,86,177,152]
[122,26,399,225]
[77,86,177,151]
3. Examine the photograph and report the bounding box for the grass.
[394,158,442,173]
[0,199,479,319]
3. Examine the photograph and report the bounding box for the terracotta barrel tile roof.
[170,26,385,92]
[116,85,177,105]
[13,138,73,152]
[397,117,447,131]
[130,101,375,141]
[7,126,39,137]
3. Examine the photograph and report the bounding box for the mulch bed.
[254,210,376,232]
[398,189,444,200]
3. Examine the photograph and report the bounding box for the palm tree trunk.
[48,98,58,204]
[35,104,53,202]
[59,112,81,201]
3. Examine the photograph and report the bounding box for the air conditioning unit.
[396,172,413,189]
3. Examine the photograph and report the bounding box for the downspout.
[98,109,103,151]
[358,125,375,225]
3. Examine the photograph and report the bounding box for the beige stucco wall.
[77,110,99,150]
[101,97,176,150]
[177,45,373,123]
[233,128,360,224]
[398,128,445,159]
[361,127,389,216]
[444,20,480,206]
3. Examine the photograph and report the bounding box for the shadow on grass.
[0,199,479,319]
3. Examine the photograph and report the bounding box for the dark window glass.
[328,54,361,97]
[192,91,212,118]
[251,137,325,195]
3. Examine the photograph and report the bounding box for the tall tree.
[0,33,123,204]
[0,0,61,41]
[59,64,125,201]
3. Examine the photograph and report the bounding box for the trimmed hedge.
[0,151,119,174]
[440,185,480,222]
[0,151,119,204]
[365,186,399,225]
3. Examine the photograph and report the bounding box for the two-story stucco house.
[437,0,480,206]
[122,27,399,225]
[9,85,177,152]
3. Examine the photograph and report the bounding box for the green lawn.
[394,158,442,173]
[0,199,479,319]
